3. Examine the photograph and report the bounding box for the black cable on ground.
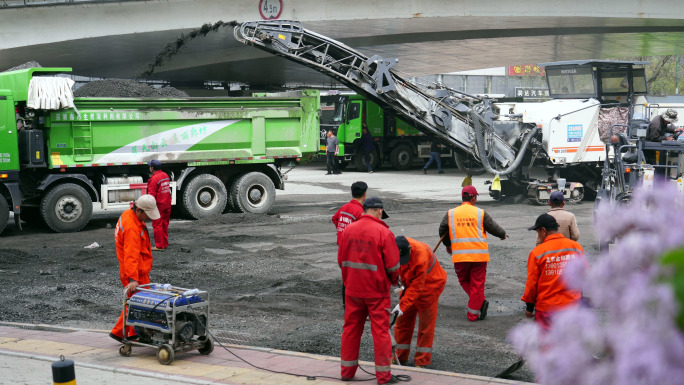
[187,304,395,382]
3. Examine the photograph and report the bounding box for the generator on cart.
[118,284,213,365]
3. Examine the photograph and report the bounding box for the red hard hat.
[462,185,479,196]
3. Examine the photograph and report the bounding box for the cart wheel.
[119,344,132,357]
[198,335,214,355]
[156,344,175,365]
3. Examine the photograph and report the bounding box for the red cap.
[462,185,479,196]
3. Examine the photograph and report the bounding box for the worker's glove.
[393,285,405,294]
[391,304,404,317]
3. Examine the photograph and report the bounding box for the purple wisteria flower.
[509,183,684,385]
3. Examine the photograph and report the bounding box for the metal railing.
[1,0,144,8]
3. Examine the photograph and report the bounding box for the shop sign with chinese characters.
[514,87,549,99]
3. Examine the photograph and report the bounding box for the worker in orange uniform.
[392,236,447,368]
[523,213,587,330]
[338,197,401,384]
[438,185,508,322]
[109,195,160,343]
[147,159,172,251]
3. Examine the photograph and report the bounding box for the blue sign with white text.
[567,125,583,142]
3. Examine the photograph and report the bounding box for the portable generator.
[118,283,214,365]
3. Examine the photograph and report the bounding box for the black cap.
[363,196,389,219]
[148,159,162,169]
[395,236,411,265]
[528,213,559,231]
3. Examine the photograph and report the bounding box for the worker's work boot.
[478,300,489,320]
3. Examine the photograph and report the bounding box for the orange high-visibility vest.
[448,203,489,262]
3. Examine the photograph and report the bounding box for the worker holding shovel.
[391,236,447,368]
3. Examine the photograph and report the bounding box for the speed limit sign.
[259,0,283,20]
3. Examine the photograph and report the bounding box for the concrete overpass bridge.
[2,0,684,88]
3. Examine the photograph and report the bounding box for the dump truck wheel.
[40,183,93,233]
[181,174,227,219]
[0,195,9,235]
[390,145,413,170]
[354,148,380,171]
[230,172,275,214]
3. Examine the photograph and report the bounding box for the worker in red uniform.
[523,213,587,330]
[332,181,368,245]
[109,194,160,343]
[438,185,508,322]
[338,197,401,384]
[392,236,447,368]
[147,159,172,251]
[332,181,368,308]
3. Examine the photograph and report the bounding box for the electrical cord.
[185,303,411,382]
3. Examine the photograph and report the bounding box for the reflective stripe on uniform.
[452,237,485,243]
[341,359,358,367]
[386,262,400,273]
[476,208,483,239]
[452,249,489,254]
[340,211,357,221]
[416,347,433,353]
[535,248,583,259]
[426,255,437,274]
[375,365,391,372]
[396,344,411,350]
[467,307,481,315]
[341,261,377,271]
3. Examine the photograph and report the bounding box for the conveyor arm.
[235,20,527,174]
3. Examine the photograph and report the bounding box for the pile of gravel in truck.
[74,79,188,98]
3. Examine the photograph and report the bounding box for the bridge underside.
[2,3,684,87]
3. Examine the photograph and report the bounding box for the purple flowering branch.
[509,183,684,385]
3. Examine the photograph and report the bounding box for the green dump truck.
[0,67,319,234]
[320,93,452,171]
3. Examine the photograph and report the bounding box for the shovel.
[495,358,525,378]
[389,312,401,366]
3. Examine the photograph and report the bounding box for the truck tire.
[0,195,9,235]
[40,183,93,233]
[181,174,227,219]
[354,149,380,171]
[390,144,414,170]
[230,172,276,214]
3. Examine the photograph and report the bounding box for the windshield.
[546,65,596,98]
[320,97,347,125]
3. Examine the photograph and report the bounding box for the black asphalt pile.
[74,79,188,98]
[140,20,239,77]
[3,61,43,72]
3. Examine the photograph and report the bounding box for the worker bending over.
[524,214,587,330]
[392,236,447,368]
[338,197,401,384]
[439,186,508,322]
